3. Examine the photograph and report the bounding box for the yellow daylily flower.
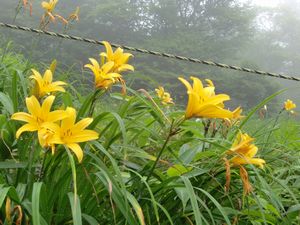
[43,107,99,162]
[225,132,265,195]
[100,41,134,73]
[155,86,174,105]
[178,76,234,119]
[227,132,265,168]
[11,95,67,140]
[85,58,122,90]
[41,0,58,13]
[30,69,66,98]
[40,0,69,26]
[284,99,296,111]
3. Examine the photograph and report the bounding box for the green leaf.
[11,71,18,112]
[0,186,10,207]
[195,187,232,225]
[181,176,203,225]
[0,161,27,169]
[68,192,82,225]
[62,92,74,107]
[167,164,192,177]
[82,214,99,225]
[0,92,14,114]
[32,182,43,225]
[126,192,146,225]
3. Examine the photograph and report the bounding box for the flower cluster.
[85,41,134,93]
[11,64,99,162]
[41,0,80,28]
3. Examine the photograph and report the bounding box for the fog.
[0,0,299,109]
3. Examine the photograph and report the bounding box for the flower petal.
[41,95,55,115]
[117,64,134,72]
[73,118,93,131]
[67,130,99,143]
[16,123,38,138]
[47,110,68,122]
[11,112,34,123]
[67,143,83,163]
[43,70,53,84]
[61,107,76,130]
[102,41,114,59]
[26,96,41,117]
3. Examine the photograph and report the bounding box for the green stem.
[263,109,283,150]
[202,119,211,151]
[24,134,36,196]
[146,121,174,182]
[37,150,48,181]
[88,89,102,116]
[65,146,78,202]
[13,0,22,23]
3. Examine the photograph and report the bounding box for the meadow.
[0,1,300,225]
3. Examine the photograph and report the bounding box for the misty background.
[0,0,299,111]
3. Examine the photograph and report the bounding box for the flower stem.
[88,89,103,117]
[37,150,48,181]
[263,109,283,150]
[146,121,175,182]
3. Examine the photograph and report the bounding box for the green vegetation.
[0,1,300,224]
[0,43,299,224]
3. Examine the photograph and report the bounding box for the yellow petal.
[41,2,50,10]
[16,123,38,138]
[30,69,43,88]
[231,156,265,168]
[102,61,115,74]
[116,53,133,65]
[204,94,230,106]
[51,81,67,86]
[47,110,68,122]
[245,145,258,158]
[67,130,99,143]
[61,107,76,130]
[178,77,192,92]
[102,41,114,59]
[190,76,204,95]
[26,96,41,117]
[43,70,53,84]
[205,79,214,87]
[67,143,83,163]
[41,95,55,115]
[73,118,93,131]
[47,84,66,93]
[117,64,134,72]
[194,104,233,119]
[11,112,34,123]
[185,91,199,118]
